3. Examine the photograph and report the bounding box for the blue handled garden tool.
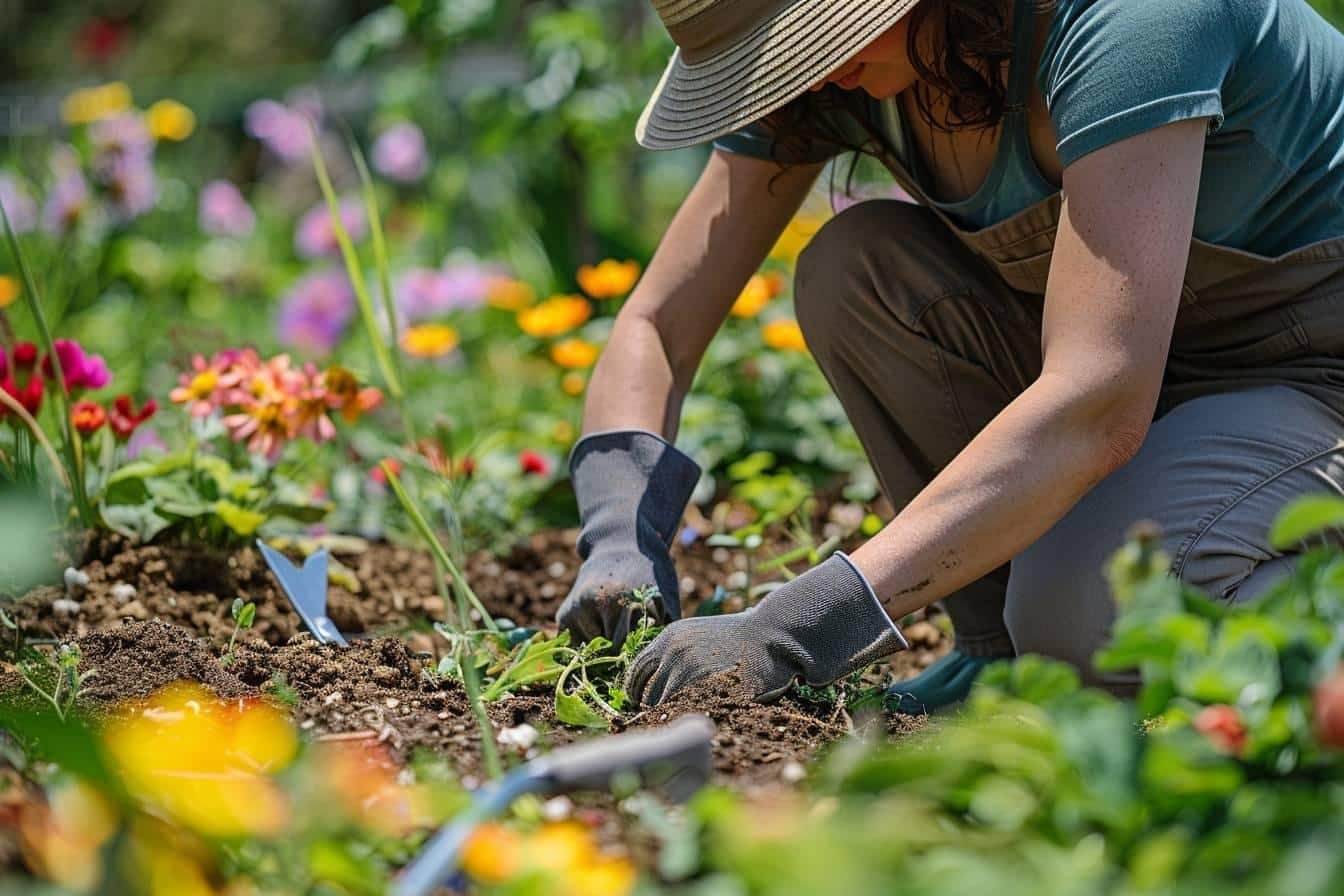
[256,540,348,646]
[393,713,716,896]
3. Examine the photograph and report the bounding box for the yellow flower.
[102,684,296,838]
[730,273,784,319]
[770,212,828,265]
[20,780,119,891]
[0,274,19,309]
[146,99,196,142]
[550,338,600,370]
[565,857,638,896]
[552,420,577,445]
[487,278,536,311]
[762,319,808,352]
[401,323,460,358]
[61,82,133,125]
[577,259,640,299]
[461,823,522,883]
[517,295,592,339]
[561,372,587,398]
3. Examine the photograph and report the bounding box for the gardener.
[558,0,1344,710]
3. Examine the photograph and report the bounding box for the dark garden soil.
[4,520,948,793]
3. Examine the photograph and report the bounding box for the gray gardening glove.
[557,430,701,647]
[627,552,909,706]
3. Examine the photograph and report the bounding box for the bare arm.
[583,150,824,437]
[850,119,1208,617]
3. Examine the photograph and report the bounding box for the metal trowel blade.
[256,540,348,646]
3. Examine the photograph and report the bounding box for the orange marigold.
[576,259,640,299]
[550,338,600,370]
[401,323,460,358]
[517,296,592,339]
[762,319,808,352]
[730,273,784,319]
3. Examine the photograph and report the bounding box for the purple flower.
[295,198,366,259]
[0,173,38,234]
[245,91,322,162]
[91,113,153,161]
[42,171,91,235]
[199,180,255,238]
[373,123,429,183]
[102,154,157,222]
[126,426,166,460]
[397,259,501,321]
[276,269,356,356]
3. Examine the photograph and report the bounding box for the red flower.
[13,343,37,369]
[71,400,106,435]
[456,456,476,479]
[519,450,550,477]
[78,19,129,64]
[1194,704,1247,757]
[369,457,402,486]
[108,395,157,441]
[2,365,43,419]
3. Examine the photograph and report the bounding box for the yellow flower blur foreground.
[577,259,641,299]
[517,295,592,339]
[462,822,636,896]
[102,683,298,838]
[487,277,536,311]
[0,274,19,309]
[561,372,587,398]
[61,82,133,125]
[731,273,785,319]
[770,212,828,265]
[19,779,119,892]
[401,323,460,358]
[763,319,808,353]
[146,99,196,142]
[550,338,600,370]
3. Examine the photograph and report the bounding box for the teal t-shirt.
[714,0,1344,258]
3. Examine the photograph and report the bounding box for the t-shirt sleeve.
[1041,0,1243,167]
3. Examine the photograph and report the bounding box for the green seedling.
[222,598,256,667]
[18,642,96,722]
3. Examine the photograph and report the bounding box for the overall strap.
[1004,0,1037,114]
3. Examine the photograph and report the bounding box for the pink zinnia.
[199,180,256,238]
[372,123,428,183]
[295,199,366,259]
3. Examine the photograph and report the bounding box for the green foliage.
[99,449,329,547]
[222,597,257,666]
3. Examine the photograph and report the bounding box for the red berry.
[1194,704,1247,757]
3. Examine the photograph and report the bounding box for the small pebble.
[437,712,449,720]
[120,600,149,621]
[300,719,316,730]
[110,583,137,604]
[422,597,446,615]
[498,723,540,751]
[63,567,90,593]
[726,571,749,590]
[541,796,574,822]
[52,598,81,618]
[781,761,807,784]
[547,561,568,579]
[539,583,558,599]
[712,549,730,565]
[385,698,400,709]
[680,576,697,595]
[483,562,502,578]
[324,691,344,705]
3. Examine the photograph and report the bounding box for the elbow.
[1050,377,1154,480]
[1095,416,1149,476]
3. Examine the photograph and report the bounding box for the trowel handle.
[537,713,715,800]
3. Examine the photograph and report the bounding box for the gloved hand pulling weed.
[557,430,701,648]
[627,552,909,706]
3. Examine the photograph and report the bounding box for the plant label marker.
[256,541,348,646]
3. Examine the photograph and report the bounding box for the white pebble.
[540,796,574,822]
[110,583,137,604]
[323,691,344,705]
[540,583,558,599]
[483,562,502,577]
[781,761,807,784]
[300,719,316,730]
[498,723,540,751]
[727,571,749,590]
[52,598,81,618]
[384,698,400,709]
[680,576,696,595]
[63,567,90,593]
[547,561,568,579]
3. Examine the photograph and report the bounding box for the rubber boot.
[885,649,998,715]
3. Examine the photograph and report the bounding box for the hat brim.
[636,0,922,151]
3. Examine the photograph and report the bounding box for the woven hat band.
[660,0,804,65]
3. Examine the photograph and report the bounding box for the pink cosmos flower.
[0,173,37,234]
[295,198,366,259]
[42,170,91,236]
[372,123,428,183]
[244,91,323,162]
[199,180,256,238]
[396,259,502,321]
[275,269,356,356]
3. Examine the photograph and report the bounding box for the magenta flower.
[295,198,366,259]
[397,258,501,321]
[0,173,37,234]
[245,91,323,162]
[276,269,356,356]
[41,339,111,393]
[199,180,255,238]
[373,123,429,183]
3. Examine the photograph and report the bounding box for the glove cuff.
[570,430,702,551]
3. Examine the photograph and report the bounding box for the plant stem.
[0,390,69,487]
[308,129,404,404]
[382,463,499,633]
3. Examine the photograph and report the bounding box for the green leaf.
[236,602,256,629]
[99,502,173,542]
[555,690,610,729]
[1270,495,1344,549]
[727,451,775,481]
[214,501,268,537]
[265,502,332,524]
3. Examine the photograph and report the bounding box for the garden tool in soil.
[256,540,348,646]
[885,649,998,715]
[392,713,715,896]
[557,430,702,648]
[628,552,909,706]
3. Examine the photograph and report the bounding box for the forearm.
[851,373,1151,620]
[583,313,685,437]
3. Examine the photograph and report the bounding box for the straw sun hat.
[636,0,923,150]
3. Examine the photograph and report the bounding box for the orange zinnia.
[762,319,808,352]
[550,338,600,370]
[576,259,640,299]
[401,323,460,358]
[517,296,592,339]
[730,273,784,319]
